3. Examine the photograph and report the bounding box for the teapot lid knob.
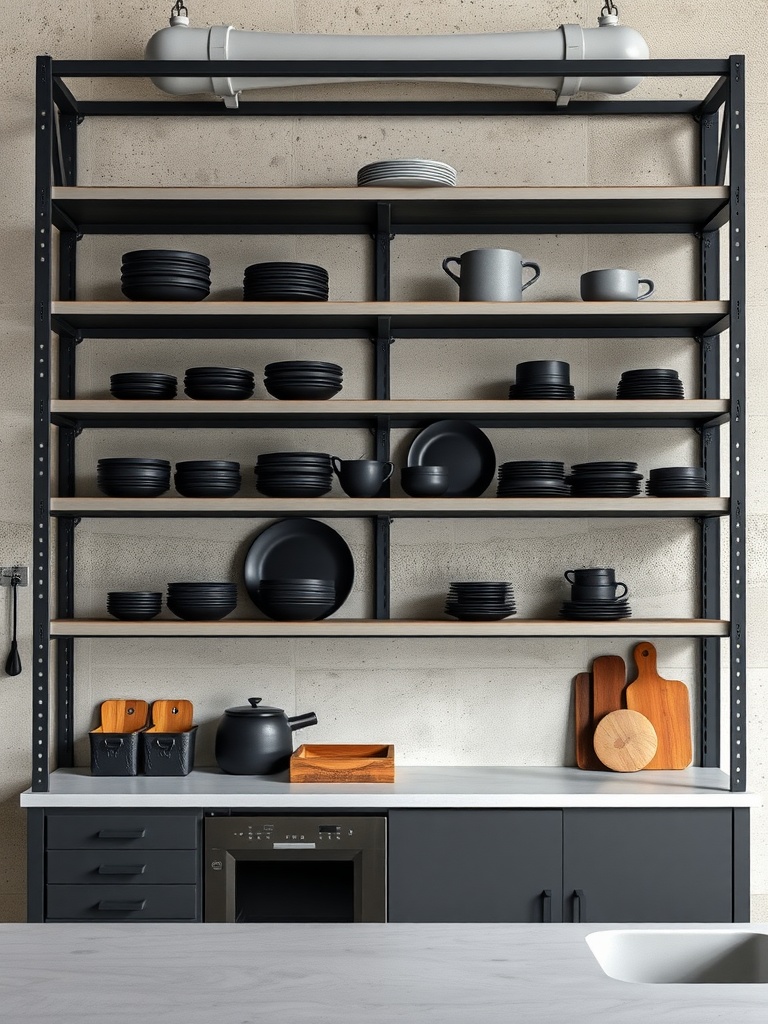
[248,697,263,708]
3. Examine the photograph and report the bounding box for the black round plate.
[407,420,495,498]
[265,360,342,372]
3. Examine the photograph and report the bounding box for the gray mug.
[442,248,541,301]
[580,269,655,301]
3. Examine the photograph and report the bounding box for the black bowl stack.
[647,466,709,496]
[264,360,343,400]
[496,461,569,497]
[243,262,329,302]
[617,368,685,399]
[184,366,255,400]
[121,249,211,302]
[509,360,575,400]
[110,373,178,400]
[445,582,517,621]
[256,578,336,621]
[107,591,162,621]
[97,458,171,497]
[166,582,238,621]
[567,461,643,498]
[254,452,333,497]
[174,460,242,497]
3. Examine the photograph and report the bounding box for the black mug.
[332,458,394,497]
[571,582,628,601]
[565,567,617,586]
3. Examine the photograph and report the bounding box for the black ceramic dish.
[407,420,495,497]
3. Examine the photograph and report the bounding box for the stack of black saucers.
[166,582,238,621]
[263,360,343,400]
[110,372,177,400]
[97,458,171,497]
[184,366,255,400]
[647,466,709,496]
[509,360,575,400]
[174,460,242,497]
[496,461,569,497]
[257,579,336,621]
[254,452,333,497]
[567,461,643,498]
[243,262,329,302]
[121,249,211,301]
[107,591,162,621]
[445,582,517,621]
[617,368,685,399]
[560,568,632,621]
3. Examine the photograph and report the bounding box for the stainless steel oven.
[204,815,386,922]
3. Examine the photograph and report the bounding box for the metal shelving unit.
[32,56,745,813]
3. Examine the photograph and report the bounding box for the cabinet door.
[388,810,562,923]
[563,808,733,923]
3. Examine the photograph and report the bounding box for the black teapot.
[214,697,317,775]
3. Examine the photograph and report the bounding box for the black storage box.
[90,728,146,776]
[142,726,197,777]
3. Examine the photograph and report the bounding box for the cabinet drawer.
[47,849,198,885]
[46,812,199,850]
[46,884,198,921]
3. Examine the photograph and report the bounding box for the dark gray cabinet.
[388,810,563,923]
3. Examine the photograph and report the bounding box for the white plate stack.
[356,158,457,187]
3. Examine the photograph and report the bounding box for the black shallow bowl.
[258,601,336,621]
[97,483,170,497]
[122,283,210,302]
[175,460,241,472]
[107,608,163,621]
[166,603,237,621]
[265,384,342,400]
[175,481,242,497]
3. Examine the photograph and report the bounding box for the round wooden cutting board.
[593,709,658,772]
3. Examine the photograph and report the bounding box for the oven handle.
[272,842,317,849]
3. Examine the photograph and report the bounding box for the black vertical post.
[727,57,747,792]
[32,56,53,794]
[698,108,722,769]
[58,113,78,186]
[372,203,393,620]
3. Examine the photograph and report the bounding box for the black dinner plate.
[265,361,342,372]
[407,420,495,498]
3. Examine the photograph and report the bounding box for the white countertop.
[2,922,767,1023]
[20,765,756,808]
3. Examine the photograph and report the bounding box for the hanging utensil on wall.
[4,571,22,676]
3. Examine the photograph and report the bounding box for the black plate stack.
[509,360,575,400]
[166,582,238,621]
[107,591,162,621]
[243,262,329,302]
[184,366,255,400]
[97,458,171,497]
[121,249,211,302]
[567,461,643,497]
[110,373,178,400]
[496,461,569,497]
[254,452,333,497]
[617,368,685,399]
[445,582,517,621]
[174,460,242,497]
[263,360,343,400]
[647,466,709,496]
[257,578,336,621]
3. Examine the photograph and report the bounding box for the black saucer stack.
[496,461,569,497]
[263,360,343,400]
[107,591,162,621]
[184,366,255,400]
[257,578,336,621]
[560,594,632,620]
[567,461,643,497]
[509,360,575,400]
[647,466,709,496]
[110,373,177,400]
[121,249,211,302]
[445,582,517,621]
[560,568,632,621]
[97,458,171,497]
[617,368,685,399]
[166,582,238,621]
[243,262,329,302]
[254,452,333,497]
[174,460,242,497]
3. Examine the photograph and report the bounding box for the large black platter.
[407,420,496,498]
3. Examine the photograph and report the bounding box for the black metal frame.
[33,58,745,826]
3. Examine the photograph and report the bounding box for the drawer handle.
[97,864,147,875]
[97,829,146,840]
[541,889,553,923]
[97,899,147,912]
[573,889,587,923]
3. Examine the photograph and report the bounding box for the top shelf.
[51,186,731,236]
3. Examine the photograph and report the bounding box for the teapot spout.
[289,711,318,732]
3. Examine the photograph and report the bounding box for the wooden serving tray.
[290,744,395,783]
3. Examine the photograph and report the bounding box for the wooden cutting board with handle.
[98,699,149,733]
[593,709,658,772]
[574,672,602,771]
[148,699,194,733]
[625,641,692,769]
[591,655,627,725]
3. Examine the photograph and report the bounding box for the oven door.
[205,816,386,923]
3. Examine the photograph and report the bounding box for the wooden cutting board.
[148,699,194,733]
[591,655,626,725]
[574,672,602,771]
[593,709,658,772]
[98,699,149,734]
[625,641,692,769]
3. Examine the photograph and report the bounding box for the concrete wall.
[1,0,766,922]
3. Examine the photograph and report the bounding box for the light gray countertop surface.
[1,922,767,1023]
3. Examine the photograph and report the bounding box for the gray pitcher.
[442,248,541,301]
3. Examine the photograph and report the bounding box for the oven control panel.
[206,815,385,852]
